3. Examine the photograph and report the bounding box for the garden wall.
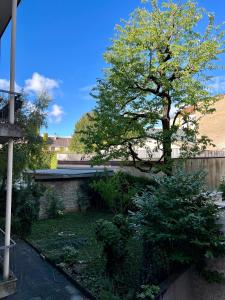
[160,259,225,300]
[57,154,225,190]
[160,211,225,299]
[38,179,88,219]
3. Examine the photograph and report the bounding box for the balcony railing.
[0,228,17,298]
[0,89,23,124]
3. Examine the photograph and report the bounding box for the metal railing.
[0,228,16,282]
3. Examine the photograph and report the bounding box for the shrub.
[11,180,44,237]
[100,290,121,300]
[137,285,160,300]
[219,176,225,200]
[91,171,154,214]
[77,184,90,212]
[46,189,64,218]
[95,214,131,276]
[131,169,225,285]
[61,246,79,266]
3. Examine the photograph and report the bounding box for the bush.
[11,180,44,237]
[131,169,225,285]
[219,176,225,200]
[77,184,90,212]
[0,178,44,237]
[61,246,79,266]
[95,214,131,276]
[91,172,154,214]
[46,188,64,218]
[137,285,160,300]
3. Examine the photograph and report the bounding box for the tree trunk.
[162,116,172,175]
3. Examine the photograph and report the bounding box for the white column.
[3,0,17,281]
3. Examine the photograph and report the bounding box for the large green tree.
[83,0,225,172]
[0,93,51,188]
[70,112,94,153]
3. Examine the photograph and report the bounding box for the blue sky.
[0,0,225,136]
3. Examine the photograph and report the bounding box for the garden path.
[8,240,87,300]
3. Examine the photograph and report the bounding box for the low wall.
[57,154,225,190]
[159,269,193,300]
[160,260,225,300]
[160,211,225,299]
[38,178,89,219]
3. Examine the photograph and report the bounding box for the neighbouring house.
[0,0,22,297]
[47,136,71,152]
[175,94,225,150]
[198,94,225,150]
[29,168,114,219]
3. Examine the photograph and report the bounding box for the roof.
[27,168,114,180]
[48,137,71,148]
[0,0,21,39]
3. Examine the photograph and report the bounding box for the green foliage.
[199,269,225,284]
[0,93,51,185]
[83,0,225,171]
[50,152,57,169]
[100,290,121,300]
[9,180,44,237]
[70,112,94,153]
[95,214,131,276]
[131,169,225,284]
[137,285,160,300]
[61,246,79,266]
[219,176,225,200]
[91,171,154,214]
[46,189,64,218]
[76,182,91,212]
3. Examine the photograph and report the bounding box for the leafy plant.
[83,0,225,173]
[137,285,160,300]
[9,180,44,237]
[46,189,64,218]
[100,290,121,300]
[131,169,225,285]
[77,185,90,212]
[95,214,131,276]
[91,172,154,214]
[219,177,225,200]
[61,246,79,266]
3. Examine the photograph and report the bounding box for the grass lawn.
[28,211,113,296]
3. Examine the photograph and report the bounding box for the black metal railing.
[0,89,23,124]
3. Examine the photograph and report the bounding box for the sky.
[0,0,225,136]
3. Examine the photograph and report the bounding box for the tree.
[83,0,225,173]
[70,112,94,153]
[0,93,51,188]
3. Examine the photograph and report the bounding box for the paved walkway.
[8,240,88,300]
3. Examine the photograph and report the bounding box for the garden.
[0,0,225,299]
[26,170,225,300]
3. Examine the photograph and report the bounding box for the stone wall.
[38,178,89,219]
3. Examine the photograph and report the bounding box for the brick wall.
[38,178,89,219]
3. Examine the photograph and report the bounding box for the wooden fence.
[182,157,225,190]
[57,153,225,190]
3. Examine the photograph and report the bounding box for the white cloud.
[79,84,96,100]
[24,72,59,95]
[0,79,21,92]
[208,76,225,94]
[48,104,65,123]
